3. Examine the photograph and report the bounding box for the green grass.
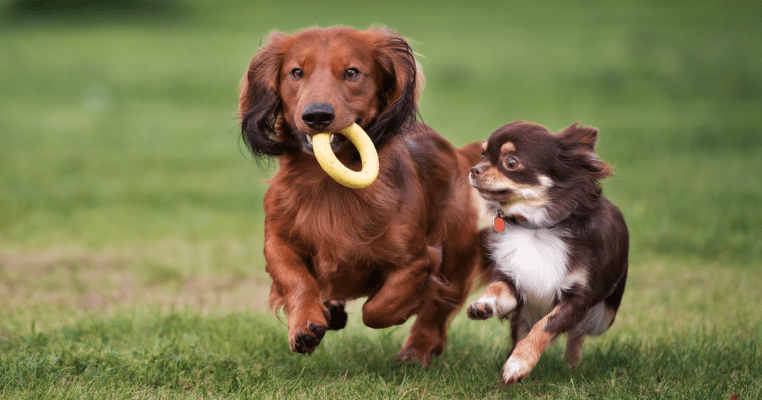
[2,302,760,398]
[1,0,761,398]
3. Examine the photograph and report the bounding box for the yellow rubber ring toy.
[312,123,379,189]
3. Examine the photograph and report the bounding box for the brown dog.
[467,121,629,384]
[238,26,483,364]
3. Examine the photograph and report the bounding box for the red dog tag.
[493,215,505,233]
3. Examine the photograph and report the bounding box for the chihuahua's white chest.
[489,225,573,320]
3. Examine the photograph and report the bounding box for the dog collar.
[492,203,577,232]
[492,210,544,231]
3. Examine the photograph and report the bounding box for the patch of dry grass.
[0,240,272,334]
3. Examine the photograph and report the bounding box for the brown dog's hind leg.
[397,272,477,365]
[397,296,449,366]
[398,246,479,366]
[361,245,441,330]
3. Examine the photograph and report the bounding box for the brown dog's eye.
[290,68,304,80]
[505,156,520,170]
[480,151,485,159]
[344,68,360,81]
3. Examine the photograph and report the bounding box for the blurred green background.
[1,0,761,397]
[1,0,760,327]
[0,0,762,268]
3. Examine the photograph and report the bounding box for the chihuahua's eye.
[505,156,520,170]
[290,68,304,80]
[344,68,360,81]
[480,151,485,159]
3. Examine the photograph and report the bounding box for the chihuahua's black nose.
[302,102,335,129]
[471,164,487,176]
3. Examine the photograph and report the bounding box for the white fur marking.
[538,175,553,188]
[474,292,517,317]
[489,224,569,323]
[504,357,524,377]
[471,298,498,314]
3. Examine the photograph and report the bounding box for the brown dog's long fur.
[238,26,483,364]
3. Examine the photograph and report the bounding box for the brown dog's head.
[239,26,421,160]
[470,121,613,226]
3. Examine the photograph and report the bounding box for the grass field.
[1,0,761,398]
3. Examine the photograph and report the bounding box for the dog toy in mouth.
[312,123,379,189]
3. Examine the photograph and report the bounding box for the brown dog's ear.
[366,28,419,148]
[559,123,599,151]
[239,32,298,159]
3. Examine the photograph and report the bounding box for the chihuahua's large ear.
[559,123,599,151]
[239,32,296,159]
[558,123,612,181]
[367,28,420,149]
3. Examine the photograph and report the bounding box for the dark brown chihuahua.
[467,121,629,385]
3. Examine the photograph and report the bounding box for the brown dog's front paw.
[290,322,328,354]
[467,299,495,320]
[323,300,347,330]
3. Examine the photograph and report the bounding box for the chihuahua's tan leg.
[502,305,562,385]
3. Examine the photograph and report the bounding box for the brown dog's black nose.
[302,102,335,129]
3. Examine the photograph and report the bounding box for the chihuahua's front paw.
[467,299,496,320]
[502,355,533,385]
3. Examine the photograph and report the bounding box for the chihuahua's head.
[470,121,613,228]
